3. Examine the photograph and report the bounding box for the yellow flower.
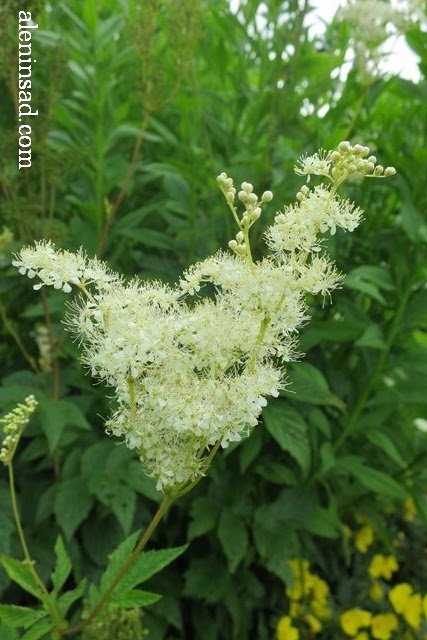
[389,583,422,630]
[355,633,370,640]
[403,496,416,522]
[368,554,398,581]
[290,601,301,618]
[355,523,374,553]
[311,599,332,621]
[311,575,329,604]
[371,613,398,639]
[369,580,384,602]
[287,560,310,601]
[340,609,372,636]
[423,594,427,617]
[304,613,322,634]
[277,616,299,640]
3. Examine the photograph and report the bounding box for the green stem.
[8,460,63,628]
[334,281,413,452]
[58,494,174,636]
[0,303,38,372]
[58,436,223,635]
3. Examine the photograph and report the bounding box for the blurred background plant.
[0,0,426,638]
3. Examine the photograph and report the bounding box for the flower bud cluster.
[330,141,396,185]
[218,173,273,258]
[12,241,117,293]
[0,395,38,465]
[295,141,396,187]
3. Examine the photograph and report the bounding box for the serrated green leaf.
[57,578,87,617]
[355,324,387,350]
[255,460,297,486]
[286,363,344,407]
[320,442,335,474]
[217,511,248,573]
[303,507,341,538]
[0,557,44,600]
[54,477,94,540]
[20,618,54,640]
[239,428,262,473]
[109,589,161,608]
[348,266,394,291]
[99,530,140,593]
[0,605,46,629]
[38,399,90,453]
[51,536,72,594]
[337,460,406,499]
[263,401,311,475]
[110,546,188,599]
[366,430,405,467]
[344,272,386,304]
[188,497,220,540]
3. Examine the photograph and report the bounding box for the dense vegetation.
[0,1,426,638]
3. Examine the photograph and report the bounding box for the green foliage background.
[0,0,426,638]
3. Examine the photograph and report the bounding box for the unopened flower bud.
[241,181,253,193]
[338,141,351,152]
[228,240,238,251]
[384,166,396,177]
[247,193,258,205]
[353,144,364,155]
[238,190,248,202]
[261,190,273,202]
[236,231,244,243]
[374,165,384,176]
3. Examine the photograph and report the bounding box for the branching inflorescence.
[12,142,395,492]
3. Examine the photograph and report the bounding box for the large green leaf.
[263,401,311,475]
[54,477,94,539]
[286,363,344,408]
[0,557,44,601]
[109,589,162,609]
[188,497,220,540]
[109,546,188,600]
[336,460,406,499]
[38,399,91,453]
[217,510,248,573]
[20,618,54,640]
[51,536,72,594]
[0,605,46,629]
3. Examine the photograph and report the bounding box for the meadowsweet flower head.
[12,240,118,293]
[14,142,395,492]
[0,395,38,465]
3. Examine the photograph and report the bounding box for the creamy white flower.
[14,142,396,491]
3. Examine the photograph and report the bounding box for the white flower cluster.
[13,142,395,492]
[0,395,38,465]
[337,0,425,80]
[12,242,117,293]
